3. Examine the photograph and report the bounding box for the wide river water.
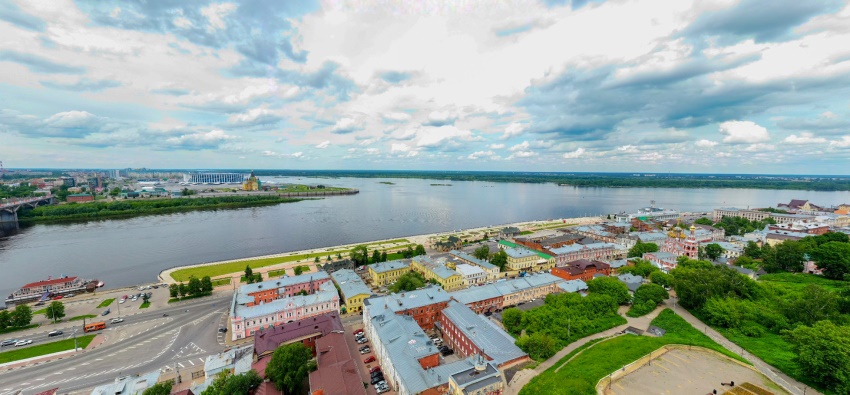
[1,176,849,298]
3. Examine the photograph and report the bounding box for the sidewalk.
[505,305,665,395]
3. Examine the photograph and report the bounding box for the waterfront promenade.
[158,216,604,283]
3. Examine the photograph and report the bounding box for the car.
[52,295,63,300]
[371,375,384,384]
[356,337,368,344]
[152,285,159,289]
[441,349,454,356]
[162,313,169,317]
[369,366,381,374]
[48,330,63,337]
[101,309,110,316]
[218,327,228,333]
[131,297,137,302]
[14,340,32,346]
[370,371,383,378]
[0,339,18,347]
[119,299,126,304]
[375,380,387,388]
[138,286,144,291]
[110,318,124,324]
[359,345,370,351]
[360,348,371,354]
[376,386,389,394]
[363,356,376,363]
[353,329,364,335]
[66,293,75,298]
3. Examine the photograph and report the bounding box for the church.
[243,171,261,191]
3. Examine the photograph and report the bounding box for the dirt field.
[606,348,789,395]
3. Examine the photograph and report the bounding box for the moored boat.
[5,276,98,306]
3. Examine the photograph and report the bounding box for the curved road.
[0,295,232,395]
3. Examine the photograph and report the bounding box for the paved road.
[0,295,232,395]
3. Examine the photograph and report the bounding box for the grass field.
[520,309,745,395]
[170,241,413,281]
[69,314,97,321]
[267,268,287,277]
[0,335,96,364]
[0,324,39,335]
[32,308,47,315]
[140,302,150,309]
[758,272,849,291]
[210,278,231,287]
[96,298,115,308]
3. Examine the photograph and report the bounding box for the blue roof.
[331,269,372,298]
[366,285,451,313]
[370,259,411,274]
[504,248,537,259]
[237,271,330,295]
[449,250,498,271]
[440,301,527,365]
[413,256,461,280]
[557,279,588,293]
[550,243,615,255]
[233,282,338,319]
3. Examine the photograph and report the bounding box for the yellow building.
[411,256,464,292]
[243,170,261,191]
[330,269,371,313]
[504,248,539,271]
[368,260,411,287]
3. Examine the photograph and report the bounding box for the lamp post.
[73,329,78,351]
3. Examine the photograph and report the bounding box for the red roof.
[171,390,194,395]
[253,312,343,357]
[34,389,58,395]
[254,382,283,395]
[309,333,367,395]
[23,277,78,289]
[252,355,272,378]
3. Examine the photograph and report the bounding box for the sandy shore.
[158,216,603,283]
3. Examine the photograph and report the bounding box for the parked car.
[359,345,370,351]
[0,339,18,347]
[371,375,384,385]
[48,330,63,337]
[359,348,371,354]
[363,356,376,363]
[353,329,364,335]
[66,293,75,298]
[119,299,126,304]
[369,366,381,374]
[374,380,387,389]
[376,386,389,394]
[52,295,63,300]
[218,327,228,333]
[101,309,110,316]
[356,337,368,344]
[14,339,32,346]
[370,371,383,379]
[110,318,124,324]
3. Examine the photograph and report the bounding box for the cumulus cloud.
[718,121,770,144]
[502,123,527,140]
[489,143,505,150]
[783,132,827,144]
[616,145,638,153]
[695,139,719,147]
[509,141,530,151]
[164,129,236,150]
[316,140,331,149]
[331,118,360,134]
[424,111,457,127]
[468,150,495,160]
[201,3,237,32]
[563,148,585,159]
[830,136,850,148]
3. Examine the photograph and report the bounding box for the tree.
[178,282,187,297]
[402,245,414,259]
[743,241,762,258]
[784,320,850,394]
[350,245,369,266]
[201,276,213,293]
[187,276,203,296]
[490,250,508,272]
[142,293,150,304]
[326,255,332,261]
[671,264,756,310]
[694,217,714,226]
[45,301,65,323]
[141,381,172,395]
[109,187,121,197]
[501,308,524,335]
[0,310,11,330]
[704,243,725,261]
[783,284,841,327]
[11,304,32,327]
[294,265,306,276]
[628,284,668,317]
[336,252,342,260]
[811,241,850,280]
[266,343,317,394]
[473,245,490,260]
[586,277,631,305]
[169,283,179,298]
[627,241,658,258]
[254,273,262,283]
[516,332,557,361]
[371,249,381,264]
[380,251,387,262]
[201,370,263,395]
[616,259,659,277]
[314,256,320,263]
[414,244,426,256]
[649,271,672,288]
[388,271,426,293]
[244,265,253,281]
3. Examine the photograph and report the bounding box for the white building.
[454,263,487,286]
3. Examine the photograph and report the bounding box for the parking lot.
[344,322,396,395]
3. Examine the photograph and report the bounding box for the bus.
[84,321,106,332]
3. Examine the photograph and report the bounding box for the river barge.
[5,276,99,306]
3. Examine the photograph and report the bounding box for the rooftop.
[237,271,330,295]
[22,276,80,289]
[369,259,412,274]
[308,332,367,395]
[413,256,461,280]
[233,282,338,319]
[557,279,588,293]
[331,269,372,298]
[365,285,452,313]
[440,301,528,366]
[549,242,616,255]
[455,263,486,277]
[504,248,538,259]
[449,250,498,271]
[253,312,343,357]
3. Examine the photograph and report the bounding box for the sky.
[1,0,850,174]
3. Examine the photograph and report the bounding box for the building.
[309,332,368,395]
[239,272,332,306]
[243,170,261,191]
[712,207,815,224]
[438,301,529,368]
[765,232,806,246]
[449,285,504,314]
[369,259,412,287]
[463,274,564,309]
[643,251,679,272]
[557,279,588,293]
[778,199,824,213]
[708,242,743,260]
[659,226,703,259]
[768,222,830,235]
[89,372,161,395]
[617,273,644,293]
[551,259,611,281]
[614,205,681,222]
[448,250,502,281]
[446,356,505,395]
[331,269,372,313]
[513,234,581,255]
[365,285,452,330]
[454,263,487,286]
[411,256,464,291]
[568,225,618,243]
[190,346,254,394]
[253,312,344,359]
[67,193,94,203]
[6,276,92,306]
[504,248,540,271]
[230,281,339,341]
[550,242,616,265]
[184,172,247,184]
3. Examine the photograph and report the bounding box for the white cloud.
[718,121,770,144]
[694,139,718,148]
[563,148,585,159]
[201,3,237,32]
[616,145,638,153]
[331,118,360,134]
[509,141,530,151]
[173,17,193,29]
[744,143,776,152]
[44,111,97,128]
[830,136,850,148]
[415,125,474,148]
[468,150,494,160]
[502,123,527,140]
[783,132,827,144]
[165,129,236,149]
[316,140,331,149]
[489,143,505,150]
[508,150,536,159]
[383,112,411,122]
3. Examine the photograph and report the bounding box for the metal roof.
[331,269,372,299]
[369,259,411,274]
[449,250,498,271]
[550,242,616,255]
[234,282,338,319]
[237,271,330,295]
[367,285,452,313]
[454,263,486,277]
[441,301,527,365]
[557,279,588,293]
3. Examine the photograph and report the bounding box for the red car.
[370,366,381,374]
[52,295,64,300]
[364,356,376,363]
[354,329,364,335]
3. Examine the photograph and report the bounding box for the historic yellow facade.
[368,260,412,287]
[243,170,261,191]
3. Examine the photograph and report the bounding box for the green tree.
[142,293,150,304]
[649,271,672,288]
[336,252,342,260]
[201,276,213,293]
[266,343,318,394]
[141,381,172,395]
[178,282,187,297]
[187,276,203,296]
[473,245,490,260]
[45,301,65,323]
[703,243,725,261]
[762,240,805,273]
[350,245,369,266]
[811,241,850,280]
[314,256,320,263]
[254,273,262,283]
[515,332,557,361]
[109,187,121,197]
[326,255,332,261]
[201,370,263,395]
[743,241,762,258]
[0,310,11,330]
[490,250,508,272]
[244,266,253,282]
[627,241,659,258]
[380,251,387,262]
[783,284,841,327]
[671,264,756,310]
[169,283,178,298]
[414,244,427,256]
[617,259,659,277]
[294,265,306,276]
[694,217,714,226]
[734,255,758,270]
[501,308,524,335]
[402,245,414,258]
[586,277,630,305]
[11,304,32,327]
[371,249,381,264]
[388,271,426,293]
[627,283,669,317]
[784,320,850,393]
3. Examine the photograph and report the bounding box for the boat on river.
[5,276,99,306]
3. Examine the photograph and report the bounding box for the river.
[1,176,848,298]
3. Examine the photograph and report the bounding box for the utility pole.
[73,329,78,351]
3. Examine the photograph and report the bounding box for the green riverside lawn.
[0,335,96,364]
[96,298,115,308]
[169,240,412,281]
[520,309,747,395]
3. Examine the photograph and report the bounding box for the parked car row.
[0,338,32,347]
[354,329,391,394]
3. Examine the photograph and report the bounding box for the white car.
[14,340,32,346]
[119,299,125,304]
[110,318,124,324]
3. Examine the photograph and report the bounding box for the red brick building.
[308,332,367,395]
[438,301,529,369]
[551,259,611,281]
[242,271,332,306]
[66,194,94,203]
[253,312,343,359]
[395,299,450,330]
[513,234,581,256]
